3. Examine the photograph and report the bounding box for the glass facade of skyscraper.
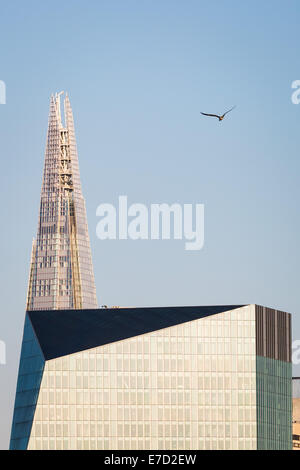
[26,92,97,311]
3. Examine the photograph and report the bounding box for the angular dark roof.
[28,305,245,360]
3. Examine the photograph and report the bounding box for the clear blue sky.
[0,0,300,448]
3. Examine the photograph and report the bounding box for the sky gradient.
[0,0,300,448]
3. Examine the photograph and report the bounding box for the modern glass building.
[26,92,97,311]
[10,304,292,450]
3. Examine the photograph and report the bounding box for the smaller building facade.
[10,304,292,450]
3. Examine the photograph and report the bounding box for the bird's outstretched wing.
[200,112,220,119]
[222,105,236,117]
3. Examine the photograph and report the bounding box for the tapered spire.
[26,92,98,310]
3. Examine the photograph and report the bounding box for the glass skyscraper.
[26,92,97,310]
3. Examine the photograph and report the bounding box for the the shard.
[26,92,97,310]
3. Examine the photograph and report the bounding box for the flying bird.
[200,106,236,121]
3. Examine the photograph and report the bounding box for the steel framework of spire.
[26,92,98,310]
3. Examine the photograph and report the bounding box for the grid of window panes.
[10,315,45,450]
[27,306,257,450]
[256,356,292,450]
